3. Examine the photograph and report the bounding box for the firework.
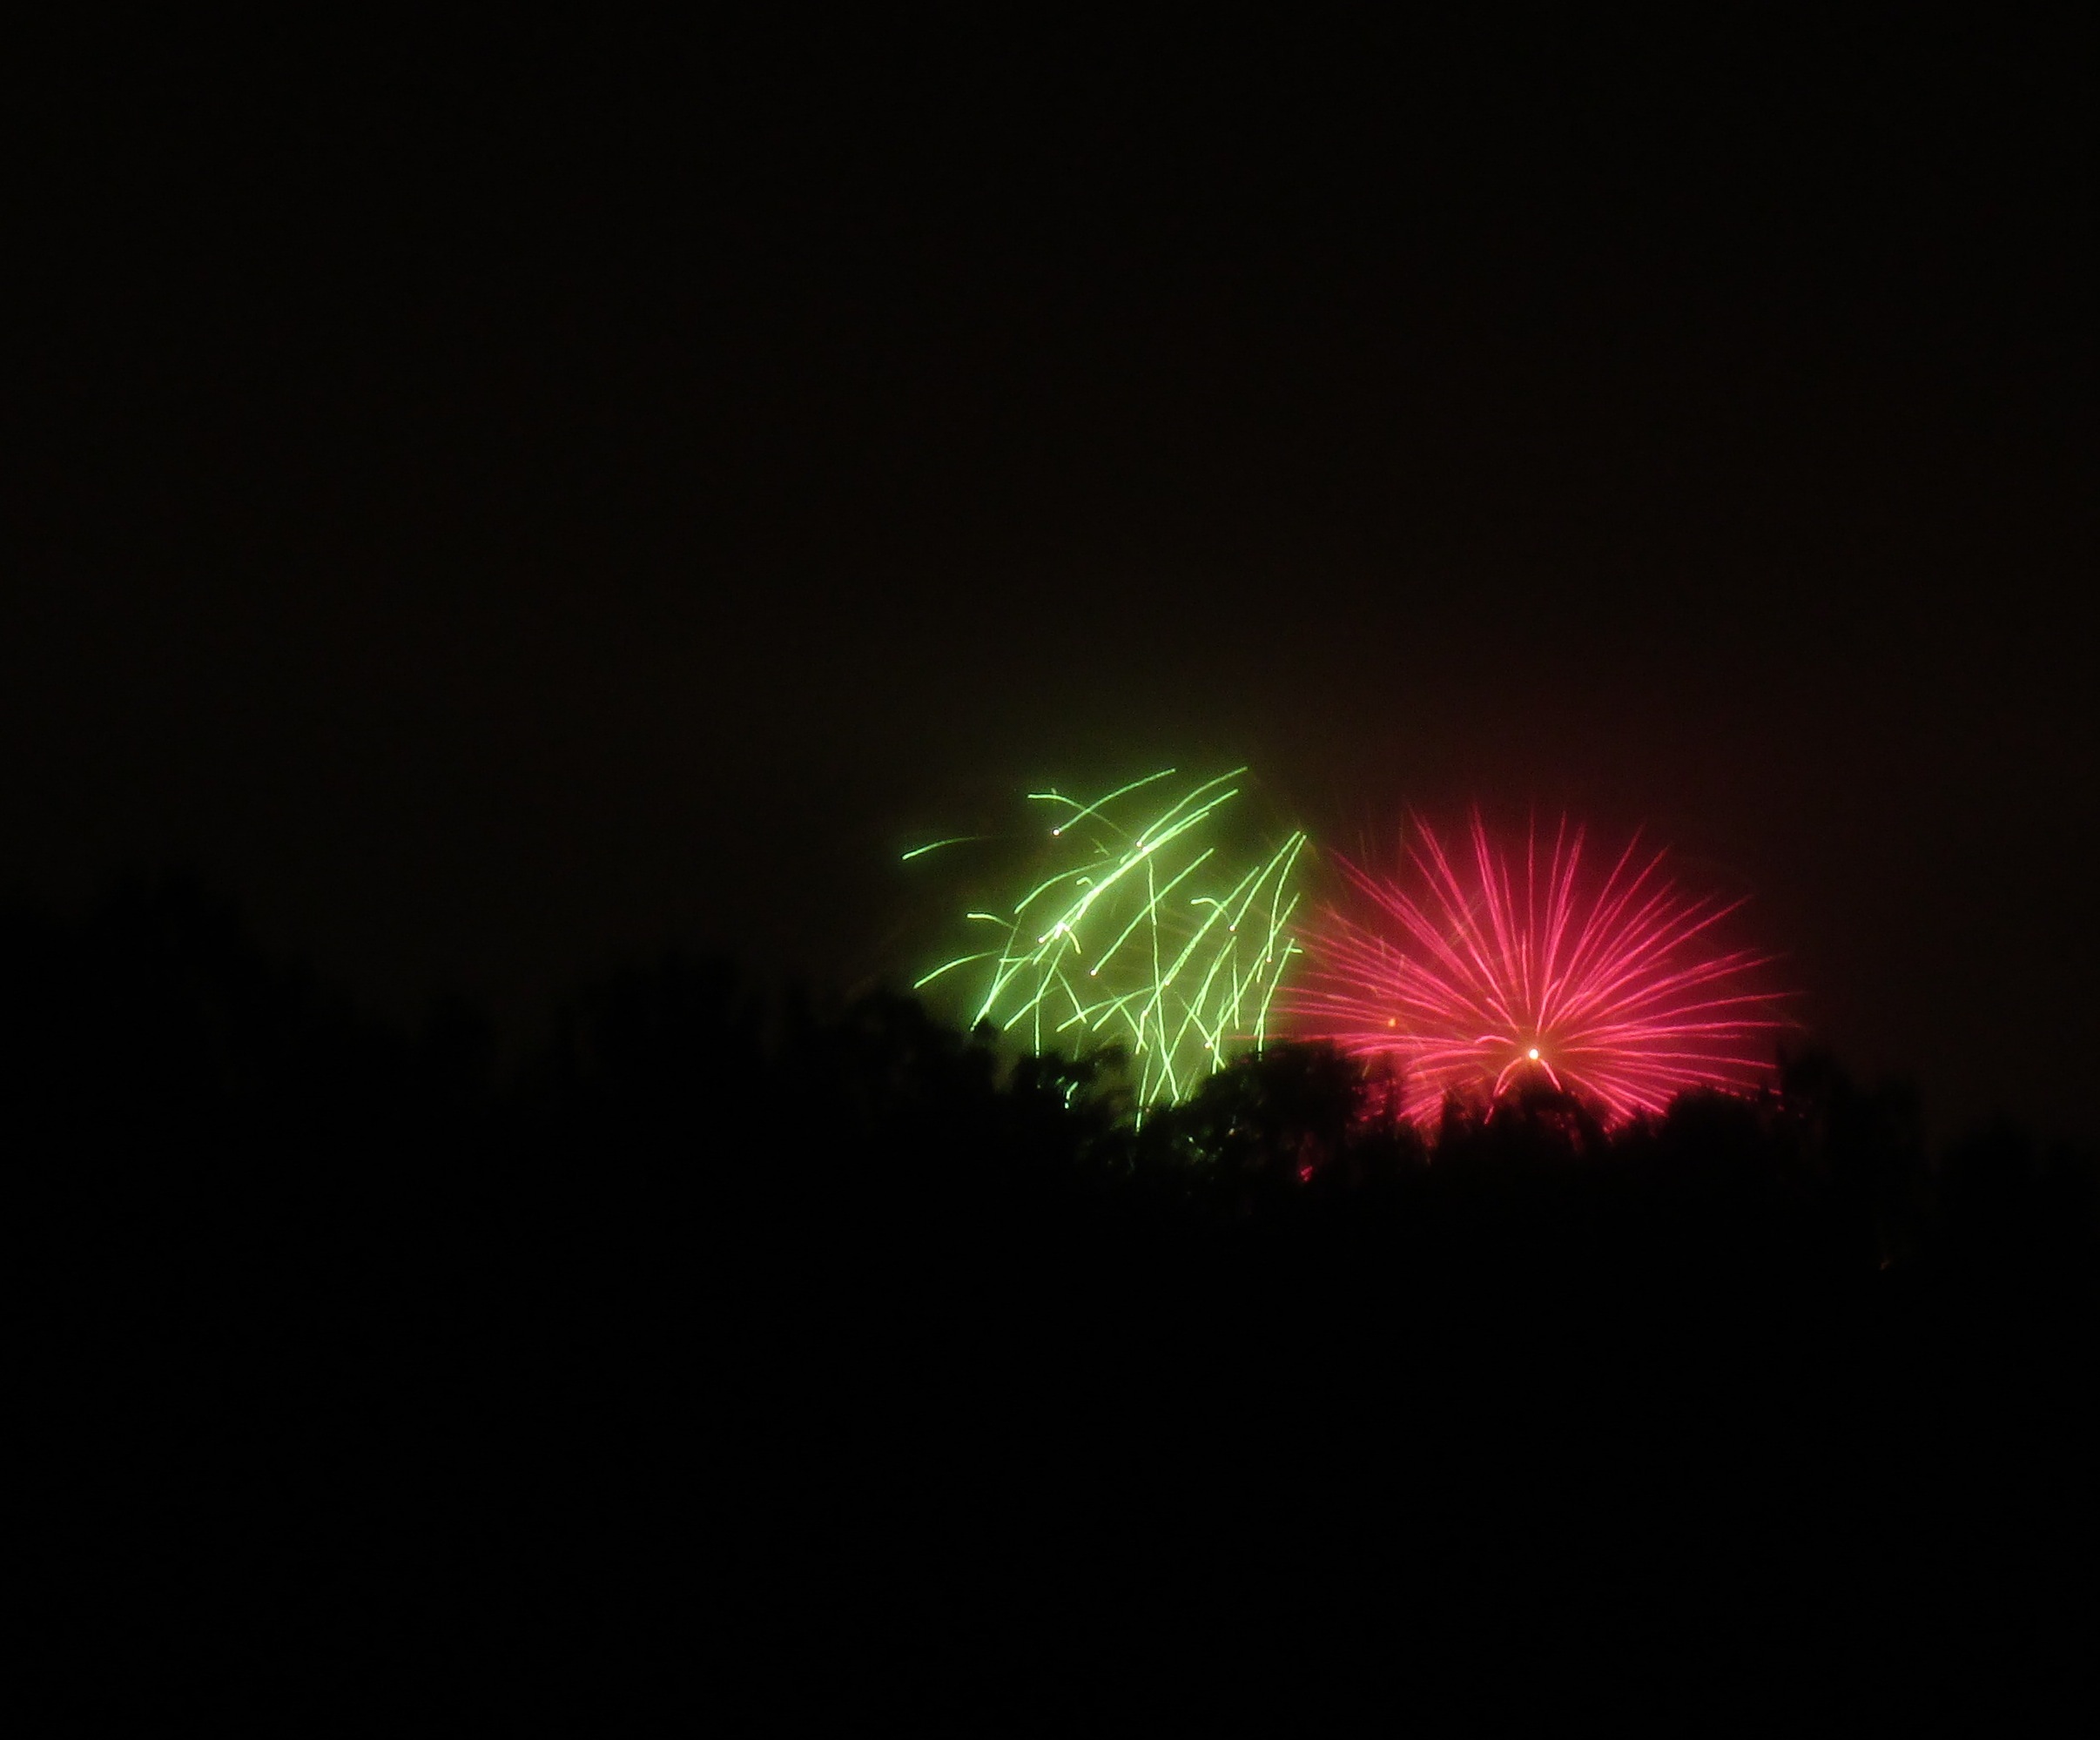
[907,769,1308,1106]
[1286,813,1787,1127]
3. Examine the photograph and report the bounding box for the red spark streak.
[1284,815,1788,1127]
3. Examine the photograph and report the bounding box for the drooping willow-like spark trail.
[1285,813,1788,1127]
[908,769,1308,1106]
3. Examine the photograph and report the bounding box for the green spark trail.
[906,768,1309,1107]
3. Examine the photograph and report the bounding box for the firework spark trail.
[1285,812,1788,1127]
[908,769,1307,1107]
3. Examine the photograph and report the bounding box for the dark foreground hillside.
[10,879,2098,1722]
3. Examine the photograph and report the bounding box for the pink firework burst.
[1286,814,1788,1128]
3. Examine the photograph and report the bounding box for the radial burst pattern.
[910,769,1307,1105]
[1287,814,1787,1126]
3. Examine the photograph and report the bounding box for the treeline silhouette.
[12,876,2097,1718]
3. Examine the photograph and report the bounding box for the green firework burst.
[908,768,1308,1105]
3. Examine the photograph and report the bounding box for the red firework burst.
[1286,814,1788,1127]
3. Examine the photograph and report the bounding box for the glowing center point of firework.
[1527,1047,1540,1062]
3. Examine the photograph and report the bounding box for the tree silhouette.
[8,873,2097,1716]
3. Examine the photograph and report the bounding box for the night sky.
[5,21,2095,1140]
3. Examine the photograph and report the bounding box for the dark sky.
[3,20,2094,1139]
